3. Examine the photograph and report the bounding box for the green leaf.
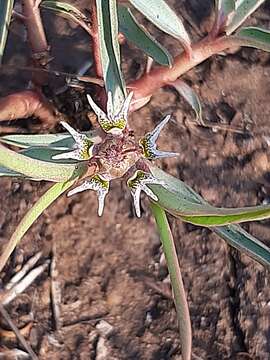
[180,207,270,226]
[96,0,126,111]
[151,203,191,360]
[20,147,78,164]
[214,225,270,267]
[234,27,270,52]
[226,0,266,35]
[0,0,14,64]
[170,79,203,124]
[0,130,100,149]
[118,5,172,67]
[40,1,91,34]
[0,180,75,273]
[0,144,87,182]
[0,166,24,177]
[129,0,191,54]
[149,167,270,225]
[216,0,235,15]
[214,0,235,32]
[149,166,270,267]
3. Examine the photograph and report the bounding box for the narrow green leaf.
[214,0,235,32]
[180,207,270,226]
[0,144,87,182]
[0,180,75,273]
[0,0,14,64]
[226,0,266,35]
[20,147,78,164]
[170,79,203,124]
[151,203,192,360]
[41,1,86,19]
[40,1,91,34]
[234,27,270,52]
[118,5,172,67]
[216,0,235,15]
[149,166,270,267]
[96,0,126,111]
[0,166,23,177]
[0,130,100,149]
[149,167,270,225]
[214,225,270,267]
[129,0,191,54]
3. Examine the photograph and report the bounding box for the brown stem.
[128,35,241,110]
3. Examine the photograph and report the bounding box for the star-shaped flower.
[67,174,110,216]
[52,121,95,161]
[139,115,179,160]
[127,170,165,217]
[53,92,178,217]
[87,91,133,135]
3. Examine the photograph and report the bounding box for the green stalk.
[151,203,192,360]
[0,180,75,273]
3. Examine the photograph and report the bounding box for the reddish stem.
[22,0,51,86]
[0,90,63,128]
[128,35,240,110]
[22,0,49,60]
[91,2,103,79]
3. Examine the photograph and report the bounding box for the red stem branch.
[128,35,241,110]
[22,0,49,58]
[22,0,50,86]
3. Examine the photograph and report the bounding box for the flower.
[53,92,177,217]
[68,174,109,216]
[127,170,165,217]
[52,121,94,161]
[87,91,133,135]
[139,115,179,160]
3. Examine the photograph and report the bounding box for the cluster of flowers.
[53,92,178,217]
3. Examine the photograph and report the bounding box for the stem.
[0,180,75,274]
[22,0,50,85]
[129,35,241,108]
[0,90,63,127]
[0,304,38,360]
[22,0,49,57]
[91,1,103,78]
[150,203,192,360]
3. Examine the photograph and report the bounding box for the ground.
[1,1,270,359]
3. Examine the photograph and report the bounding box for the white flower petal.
[141,184,158,201]
[107,91,114,120]
[67,181,92,196]
[131,188,142,218]
[115,91,133,121]
[87,94,107,120]
[150,115,171,142]
[60,121,83,142]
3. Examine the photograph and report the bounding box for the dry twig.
[0,304,38,360]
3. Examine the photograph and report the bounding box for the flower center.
[95,133,141,179]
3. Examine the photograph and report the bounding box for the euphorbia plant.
[1,1,270,359]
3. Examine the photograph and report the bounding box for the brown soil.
[1,1,270,359]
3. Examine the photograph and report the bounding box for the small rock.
[252,152,269,173]
[96,320,114,338]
